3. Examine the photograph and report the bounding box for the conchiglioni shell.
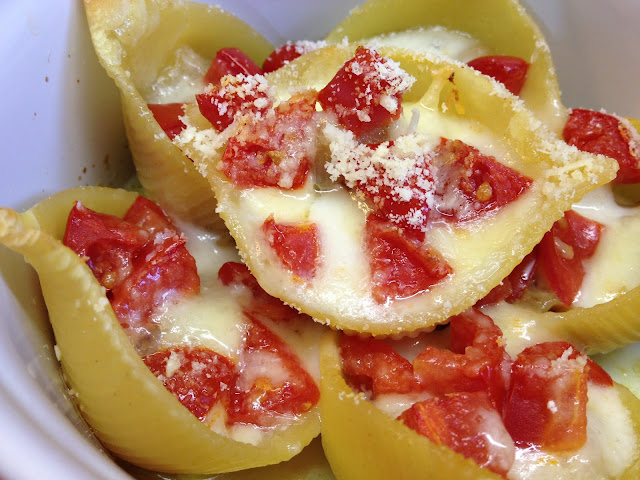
[182,44,617,336]
[123,437,335,480]
[318,332,501,480]
[0,186,320,474]
[82,0,273,230]
[319,331,640,480]
[482,289,640,356]
[325,0,564,133]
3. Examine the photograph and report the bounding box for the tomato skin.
[399,391,515,477]
[226,318,320,427]
[318,46,413,138]
[196,75,273,132]
[203,47,263,86]
[563,109,640,184]
[365,214,452,303]
[220,91,317,189]
[218,261,306,323]
[503,341,589,451]
[340,334,421,397]
[436,139,533,223]
[467,55,530,96]
[261,217,319,280]
[143,346,236,421]
[537,210,603,306]
[413,309,511,410]
[147,103,187,140]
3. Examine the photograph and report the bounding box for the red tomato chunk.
[262,217,319,281]
[365,214,452,303]
[467,55,530,96]
[503,341,590,451]
[537,210,603,306]
[204,47,263,86]
[413,309,511,410]
[563,109,640,184]
[143,346,235,421]
[227,317,320,427]
[148,103,187,140]
[220,91,318,189]
[196,74,273,132]
[400,392,515,477]
[435,139,533,223]
[318,46,414,138]
[340,334,421,397]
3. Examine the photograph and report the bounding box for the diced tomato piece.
[537,210,602,306]
[318,46,414,138]
[365,214,452,303]
[142,346,236,421]
[352,142,434,240]
[263,44,303,73]
[226,318,319,426]
[262,41,326,73]
[435,139,533,223]
[196,74,273,132]
[110,231,199,328]
[399,392,515,477]
[413,309,511,409]
[449,308,504,354]
[503,341,589,451]
[220,91,317,189]
[563,109,640,184]
[63,202,148,290]
[123,195,176,233]
[340,334,421,396]
[63,197,200,331]
[147,103,187,140]
[218,261,305,323]
[467,55,530,96]
[203,47,263,86]
[476,249,538,307]
[261,217,319,280]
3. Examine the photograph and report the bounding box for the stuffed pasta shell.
[82,0,273,229]
[174,43,616,335]
[320,310,640,479]
[0,187,324,473]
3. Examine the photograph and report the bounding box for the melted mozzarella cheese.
[365,26,490,63]
[572,186,640,308]
[154,222,247,359]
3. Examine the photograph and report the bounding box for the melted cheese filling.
[572,185,640,308]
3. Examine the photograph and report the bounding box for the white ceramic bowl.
[1,1,639,478]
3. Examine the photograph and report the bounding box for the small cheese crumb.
[165,350,182,378]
